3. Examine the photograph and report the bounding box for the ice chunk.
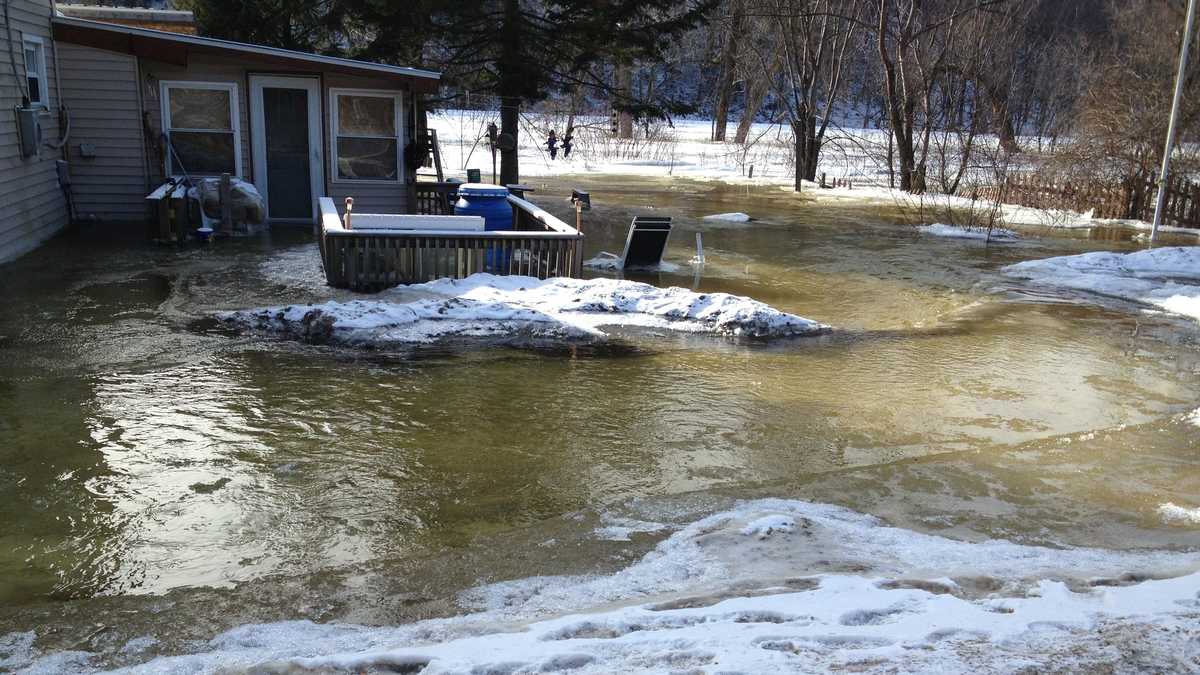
[1004,246,1200,322]
[703,212,751,222]
[1158,502,1200,526]
[740,514,796,539]
[918,223,1018,240]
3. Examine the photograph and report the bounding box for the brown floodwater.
[1,176,1197,668]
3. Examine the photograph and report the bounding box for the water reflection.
[0,176,1197,651]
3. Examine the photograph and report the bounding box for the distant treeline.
[185,0,1198,193]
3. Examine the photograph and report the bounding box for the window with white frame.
[160,81,241,176]
[22,36,48,108]
[330,89,402,182]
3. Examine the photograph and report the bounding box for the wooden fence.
[319,190,584,291]
[973,173,1200,228]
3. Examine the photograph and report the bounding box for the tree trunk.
[993,97,1019,154]
[616,62,634,139]
[803,113,819,182]
[499,96,520,185]
[876,0,919,194]
[790,111,820,184]
[711,3,742,142]
[566,85,581,135]
[498,0,522,184]
[896,134,917,192]
[734,76,768,144]
[792,120,805,192]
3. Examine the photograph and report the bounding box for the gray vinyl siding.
[0,0,68,263]
[57,43,147,221]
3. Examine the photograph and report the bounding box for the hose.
[3,0,30,104]
[4,0,70,149]
[45,0,70,150]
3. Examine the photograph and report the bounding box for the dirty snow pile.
[1004,246,1200,322]
[218,274,828,346]
[918,223,1018,241]
[15,499,1199,674]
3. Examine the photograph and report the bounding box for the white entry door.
[249,76,324,222]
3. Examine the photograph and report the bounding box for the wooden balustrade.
[318,193,584,292]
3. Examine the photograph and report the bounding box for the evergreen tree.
[412,0,716,183]
[188,0,715,184]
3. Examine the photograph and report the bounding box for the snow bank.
[918,223,1018,241]
[218,274,828,346]
[703,212,751,222]
[22,499,1198,673]
[1004,246,1200,322]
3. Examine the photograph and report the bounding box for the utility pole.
[1151,0,1198,243]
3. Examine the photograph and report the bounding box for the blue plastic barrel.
[454,183,512,230]
[455,184,512,271]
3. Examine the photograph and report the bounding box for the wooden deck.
[318,185,585,291]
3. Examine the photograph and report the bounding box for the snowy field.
[428,110,1200,237]
[431,109,959,188]
[219,274,829,346]
[12,499,1199,673]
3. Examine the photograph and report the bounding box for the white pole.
[1151,0,1198,243]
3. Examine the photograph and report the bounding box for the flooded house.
[3,1,581,285]
[1,0,441,263]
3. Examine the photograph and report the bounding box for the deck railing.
[318,192,584,291]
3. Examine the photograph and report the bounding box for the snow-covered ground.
[1004,247,1200,323]
[219,274,828,346]
[11,499,1198,673]
[428,110,1200,237]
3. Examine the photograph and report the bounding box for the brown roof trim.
[52,16,442,93]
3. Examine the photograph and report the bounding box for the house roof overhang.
[52,16,442,94]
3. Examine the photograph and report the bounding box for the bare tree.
[711,0,745,141]
[1058,0,1200,182]
[745,0,863,191]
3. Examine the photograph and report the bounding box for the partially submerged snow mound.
[55,499,1200,674]
[918,223,1018,241]
[1004,246,1200,322]
[218,274,828,347]
[703,212,751,223]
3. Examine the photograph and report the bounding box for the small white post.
[694,232,705,265]
[1151,0,1198,243]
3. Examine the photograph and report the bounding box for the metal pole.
[1151,0,1198,243]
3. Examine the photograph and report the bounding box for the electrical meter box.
[15,107,41,158]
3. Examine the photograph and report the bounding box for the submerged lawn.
[1,176,1197,672]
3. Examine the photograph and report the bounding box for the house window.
[160,81,242,177]
[330,89,402,182]
[22,36,48,107]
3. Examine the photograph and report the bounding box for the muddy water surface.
[1,177,1198,666]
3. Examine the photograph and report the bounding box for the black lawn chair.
[620,216,672,269]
